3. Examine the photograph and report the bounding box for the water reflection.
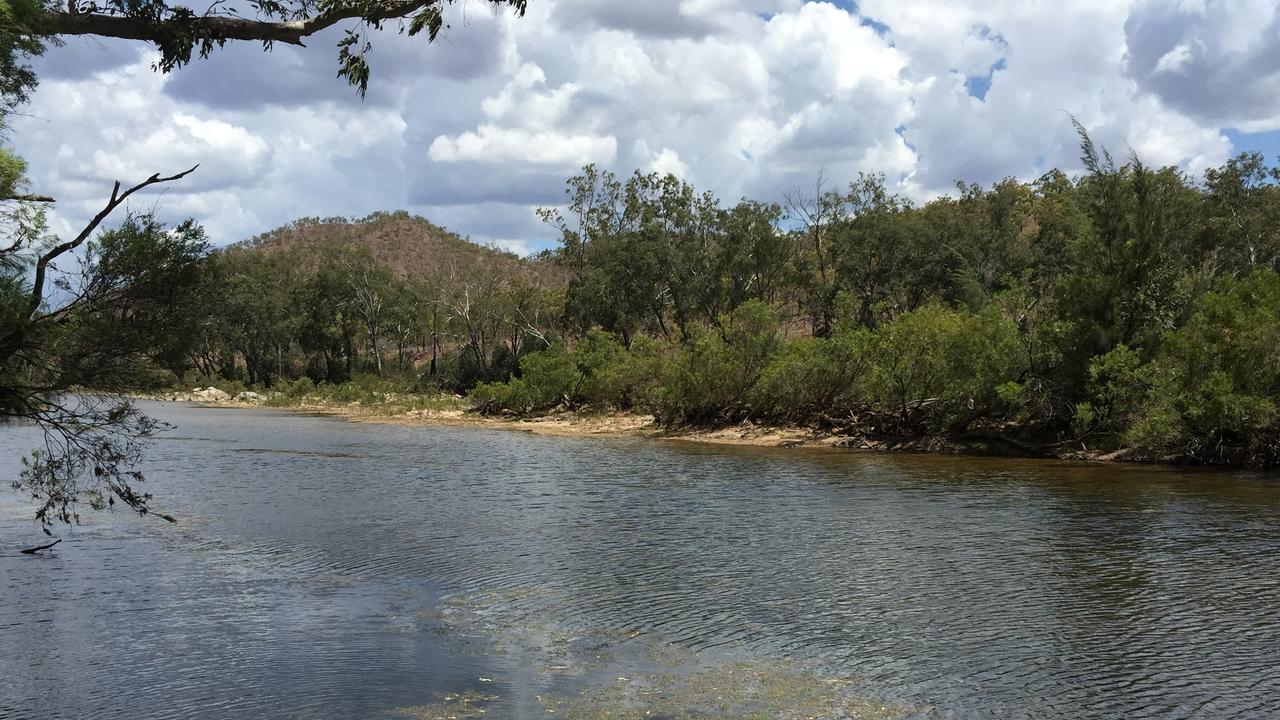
[1,403,1278,719]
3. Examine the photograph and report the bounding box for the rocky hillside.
[233,211,563,286]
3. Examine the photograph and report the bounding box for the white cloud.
[1125,0,1280,131]
[428,124,618,165]
[648,148,691,179]
[1153,42,1198,74]
[9,0,1277,253]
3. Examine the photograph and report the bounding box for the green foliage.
[311,373,407,404]
[1130,272,1280,462]
[13,214,214,394]
[0,0,45,112]
[496,350,576,413]
[546,167,789,342]
[1073,344,1151,440]
[275,376,315,399]
[471,330,667,415]
[860,303,1023,432]
[750,329,869,423]
[657,301,780,423]
[0,146,27,199]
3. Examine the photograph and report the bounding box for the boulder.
[191,387,231,401]
[235,391,264,403]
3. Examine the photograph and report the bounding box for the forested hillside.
[190,211,563,388]
[193,130,1280,466]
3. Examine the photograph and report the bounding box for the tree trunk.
[369,329,383,377]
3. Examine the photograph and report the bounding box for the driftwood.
[955,429,1046,455]
[20,539,62,554]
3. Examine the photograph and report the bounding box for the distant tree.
[1199,152,1280,276]
[343,252,394,377]
[211,247,299,385]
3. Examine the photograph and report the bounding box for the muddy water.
[1,402,1278,719]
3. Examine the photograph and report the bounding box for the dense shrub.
[1130,271,1280,462]
[1072,344,1150,441]
[861,303,1024,432]
[471,350,576,414]
[656,301,780,423]
[472,331,669,414]
[751,329,870,423]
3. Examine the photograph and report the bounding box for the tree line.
[178,128,1280,466]
[466,127,1280,467]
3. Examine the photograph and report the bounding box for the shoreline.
[158,395,1143,464]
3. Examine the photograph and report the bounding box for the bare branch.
[26,165,198,319]
[20,538,62,554]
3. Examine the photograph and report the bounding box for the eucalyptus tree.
[784,173,846,337]
[1,205,212,529]
[716,200,789,311]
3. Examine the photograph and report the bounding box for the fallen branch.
[20,538,62,554]
[956,429,1045,456]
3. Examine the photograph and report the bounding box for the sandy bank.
[165,395,1138,462]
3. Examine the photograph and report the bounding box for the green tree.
[0,0,44,114]
[2,209,211,527]
[209,247,299,386]
[1198,152,1280,276]
[658,300,780,423]
[1132,271,1280,464]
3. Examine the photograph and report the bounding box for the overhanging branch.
[3,193,56,203]
[25,164,199,320]
[46,0,438,47]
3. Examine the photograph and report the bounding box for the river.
[2,402,1278,719]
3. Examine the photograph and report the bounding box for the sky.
[12,0,1280,255]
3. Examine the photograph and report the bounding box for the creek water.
[1,402,1278,719]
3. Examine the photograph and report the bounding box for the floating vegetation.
[411,587,627,675]
[536,662,910,720]
[400,587,908,720]
[390,690,498,719]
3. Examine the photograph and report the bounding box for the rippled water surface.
[2,403,1279,719]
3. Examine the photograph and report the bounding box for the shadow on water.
[1,401,1279,719]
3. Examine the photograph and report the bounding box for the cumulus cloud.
[1125,0,1280,131]
[10,0,1277,254]
[648,147,691,179]
[427,62,618,166]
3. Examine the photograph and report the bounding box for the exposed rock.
[191,387,231,401]
[235,391,264,403]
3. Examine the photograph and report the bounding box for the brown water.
[1,402,1278,719]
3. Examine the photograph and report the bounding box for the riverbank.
[154,390,1141,462]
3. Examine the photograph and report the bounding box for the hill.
[232,210,563,287]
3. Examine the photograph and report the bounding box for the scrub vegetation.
[184,129,1280,468]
